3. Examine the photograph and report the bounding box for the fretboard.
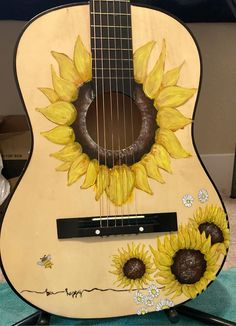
[90,0,134,95]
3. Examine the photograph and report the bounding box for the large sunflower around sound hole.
[37,36,197,206]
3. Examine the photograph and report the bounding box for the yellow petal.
[156,107,192,131]
[73,35,92,82]
[170,235,179,252]
[107,166,123,206]
[154,86,196,109]
[38,87,59,103]
[124,165,135,200]
[155,128,191,159]
[81,159,99,189]
[95,165,109,200]
[51,51,82,86]
[107,165,134,206]
[68,153,89,185]
[156,252,173,266]
[36,101,77,126]
[141,154,164,183]
[201,236,211,254]
[50,142,82,161]
[51,66,78,102]
[41,126,75,145]
[151,143,172,173]
[143,40,166,99]
[203,271,216,281]
[131,163,153,194]
[55,161,72,171]
[133,41,156,84]
[162,62,184,87]
[164,236,175,256]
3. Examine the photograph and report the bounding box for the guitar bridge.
[57,212,177,238]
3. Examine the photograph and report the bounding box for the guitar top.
[0,1,229,319]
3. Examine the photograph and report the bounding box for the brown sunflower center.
[123,258,146,280]
[171,249,206,284]
[198,222,224,245]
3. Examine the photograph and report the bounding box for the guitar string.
[125,0,139,223]
[98,0,109,224]
[91,0,102,227]
[112,0,121,227]
[118,0,128,227]
[105,0,115,227]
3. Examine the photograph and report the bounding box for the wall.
[0,20,235,194]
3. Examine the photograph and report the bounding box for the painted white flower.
[144,295,154,307]
[182,194,194,207]
[148,284,160,298]
[156,299,174,311]
[134,291,145,305]
[198,189,209,203]
[137,307,148,315]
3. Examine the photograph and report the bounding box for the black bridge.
[57,212,177,238]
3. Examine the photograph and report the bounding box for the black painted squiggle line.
[21,286,164,299]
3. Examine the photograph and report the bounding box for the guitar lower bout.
[0,2,229,319]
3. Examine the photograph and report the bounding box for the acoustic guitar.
[0,0,230,319]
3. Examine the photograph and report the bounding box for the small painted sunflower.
[189,205,230,255]
[150,226,220,299]
[37,36,197,206]
[110,243,155,290]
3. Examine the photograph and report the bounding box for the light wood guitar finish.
[0,2,229,319]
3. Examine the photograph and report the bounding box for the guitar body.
[0,3,229,319]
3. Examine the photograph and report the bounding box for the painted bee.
[37,254,53,269]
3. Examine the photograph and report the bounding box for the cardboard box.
[0,115,30,179]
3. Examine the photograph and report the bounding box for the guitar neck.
[90,0,134,94]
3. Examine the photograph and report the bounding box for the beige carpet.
[0,197,236,283]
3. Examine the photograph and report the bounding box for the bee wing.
[37,261,44,266]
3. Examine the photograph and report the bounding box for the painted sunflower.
[189,205,230,255]
[150,226,220,299]
[37,36,197,206]
[110,243,155,290]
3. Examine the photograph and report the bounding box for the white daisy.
[198,189,209,203]
[137,307,148,315]
[134,291,145,305]
[182,194,194,207]
[148,284,160,298]
[144,295,154,307]
[156,299,174,311]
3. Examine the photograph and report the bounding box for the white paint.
[200,153,235,196]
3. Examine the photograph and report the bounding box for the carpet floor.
[0,268,236,325]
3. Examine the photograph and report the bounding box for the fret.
[93,0,130,2]
[91,27,131,39]
[92,48,132,51]
[92,49,132,60]
[92,69,133,79]
[91,1,130,15]
[91,36,132,40]
[93,68,133,71]
[90,12,131,16]
[94,76,133,80]
[93,13,131,26]
[91,24,131,29]
[91,38,132,50]
[93,59,132,70]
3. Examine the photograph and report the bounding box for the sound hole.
[86,92,141,151]
[72,82,157,168]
